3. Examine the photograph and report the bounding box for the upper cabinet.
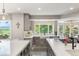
[24,14,32,31]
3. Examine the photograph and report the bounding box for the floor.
[30,51,47,56]
[29,37,48,56]
[66,50,79,56]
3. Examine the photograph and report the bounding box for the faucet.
[70,37,77,50]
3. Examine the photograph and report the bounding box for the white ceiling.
[0,3,79,15]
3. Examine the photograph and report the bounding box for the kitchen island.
[0,40,10,56]
[11,39,30,56]
[46,38,71,56]
[0,39,30,56]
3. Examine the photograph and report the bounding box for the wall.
[11,13,24,40]
[30,15,61,19]
[0,14,61,39]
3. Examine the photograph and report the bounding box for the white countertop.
[0,40,10,56]
[11,39,30,56]
[46,38,71,56]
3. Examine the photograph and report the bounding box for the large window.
[58,23,64,38]
[58,20,79,38]
[40,25,48,33]
[34,24,53,35]
[64,24,70,36]
[0,20,11,39]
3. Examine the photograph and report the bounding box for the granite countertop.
[0,40,10,56]
[46,38,71,56]
[11,39,30,56]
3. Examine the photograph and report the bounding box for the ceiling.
[0,3,79,15]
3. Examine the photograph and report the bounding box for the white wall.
[11,14,24,40]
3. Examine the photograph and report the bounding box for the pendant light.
[2,0,8,20]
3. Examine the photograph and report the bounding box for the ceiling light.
[38,8,41,10]
[1,0,8,20]
[17,8,21,11]
[70,7,74,10]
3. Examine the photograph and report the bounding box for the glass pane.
[72,26,78,36]
[59,24,63,34]
[40,25,48,34]
[59,24,64,38]
[64,25,70,36]
[35,25,40,33]
[49,25,52,33]
[0,20,11,39]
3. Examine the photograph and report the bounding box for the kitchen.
[0,3,79,56]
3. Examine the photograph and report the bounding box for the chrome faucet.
[70,37,77,50]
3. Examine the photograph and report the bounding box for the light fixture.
[17,8,21,11]
[1,0,8,20]
[70,7,74,10]
[38,8,42,10]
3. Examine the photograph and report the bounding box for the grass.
[0,28,10,39]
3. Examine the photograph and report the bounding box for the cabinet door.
[46,41,55,56]
[24,14,31,31]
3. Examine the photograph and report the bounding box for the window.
[64,25,70,36]
[0,20,11,39]
[49,25,52,33]
[58,23,70,37]
[71,25,79,36]
[34,24,53,35]
[58,23,64,38]
[35,25,40,33]
[40,25,48,33]
[58,20,79,38]
[59,24,63,34]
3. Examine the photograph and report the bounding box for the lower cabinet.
[47,47,55,56]
[46,40,55,56]
[17,39,55,56]
[18,43,30,56]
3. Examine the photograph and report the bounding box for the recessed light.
[17,8,21,11]
[70,7,74,10]
[38,8,42,10]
